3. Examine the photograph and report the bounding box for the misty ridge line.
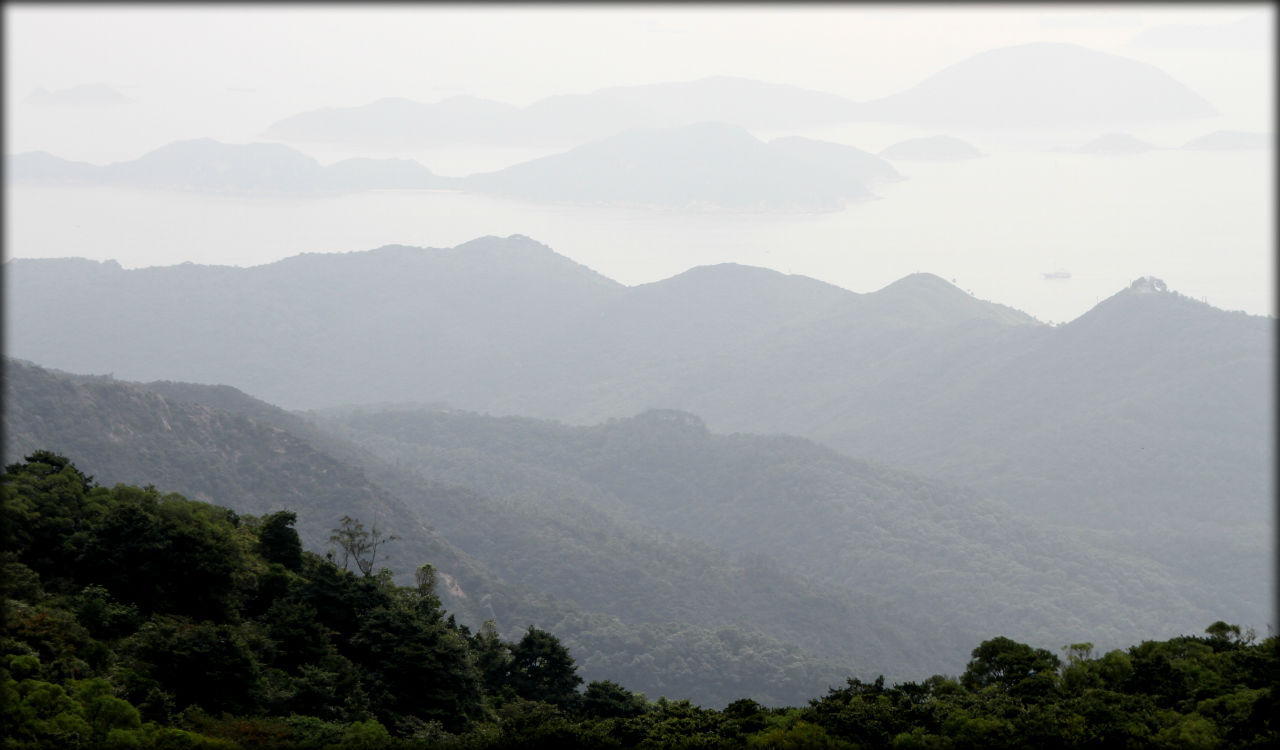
[8,41,1261,212]
[255,42,1218,145]
[6,232,1221,326]
[3,9,1273,733]
[3,124,903,211]
[8,124,1264,194]
[4,227,1271,701]
[6,120,1266,213]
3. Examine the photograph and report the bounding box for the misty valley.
[4,8,1276,748]
[3,235,1274,748]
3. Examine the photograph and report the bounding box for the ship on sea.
[1043,269,1072,280]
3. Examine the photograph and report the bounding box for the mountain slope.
[463,266,1040,426]
[5,242,1269,635]
[0,359,474,602]
[4,235,624,409]
[312,405,1229,665]
[2,359,900,706]
[139,375,937,685]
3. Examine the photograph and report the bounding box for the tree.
[961,636,1061,699]
[507,627,583,709]
[328,516,398,576]
[1205,621,1254,646]
[346,605,483,731]
[581,680,647,718]
[471,620,512,698]
[2,451,103,583]
[257,510,303,571]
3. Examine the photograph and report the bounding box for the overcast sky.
[4,3,1274,321]
[5,4,1269,102]
[4,3,1272,162]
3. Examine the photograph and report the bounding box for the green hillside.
[3,359,856,707]
[3,451,1274,748]
[311,405,1235,665]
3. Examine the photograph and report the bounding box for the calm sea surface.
[5,148,1271,325]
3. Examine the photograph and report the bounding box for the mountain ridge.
[0,357,933,705]
[257,47,1214,148]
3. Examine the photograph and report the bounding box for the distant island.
[855,42,1216,128]
[7,124,902,211]
[258,45,1216,151]
[458,122,902,211]
[263,76,864,148]
[5,138,446,196]
[1181,130,1271,151]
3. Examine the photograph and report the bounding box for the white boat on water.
[1043,270,1072,280]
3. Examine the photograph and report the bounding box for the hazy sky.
[3,4,1274,321]
[4,3,1272,161]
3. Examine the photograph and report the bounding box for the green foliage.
[4,451,1277,749]
[123,616,261,717]
[80,488,245,622]
[747,718,854,749]
[581,680,648,719]
[258,511,305,572]
[346,603,483,731]
[317,401,1260,707]
[507,627,584,710]
[328,515,398,577]
[961,636,1061,699]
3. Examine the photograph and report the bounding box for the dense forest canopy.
[3,452,1275,748]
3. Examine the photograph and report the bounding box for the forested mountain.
[7,451,1274,747]
[4,236,622,411]
[6,240,1266,534]
[6,356,1265,712]
[1,359,486,621]
[3,236,1026,415]
[309,405,1229,663]
[5,236,1271,639]
[2,359,885,706]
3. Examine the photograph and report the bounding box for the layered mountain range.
[6,124,898,210]
[3,359,862,706]
[5,235,1272,662]
[4,351,1259,707]
[260,44,1217,147]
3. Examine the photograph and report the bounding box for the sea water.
[5,146,1271,325]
